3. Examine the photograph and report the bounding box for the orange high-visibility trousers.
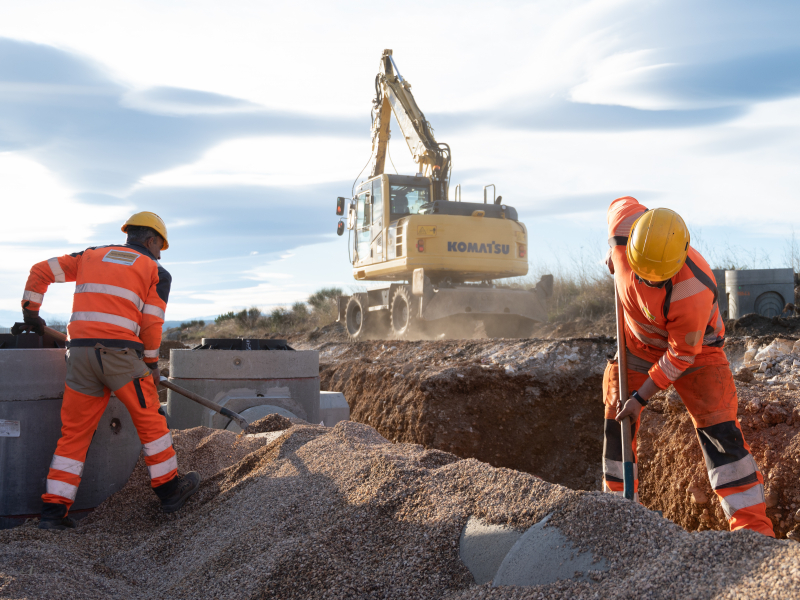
[602,356,774,537]
[41,346,177,516]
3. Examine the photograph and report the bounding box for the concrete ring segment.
[459,516,524,585]
[492,514,609,587]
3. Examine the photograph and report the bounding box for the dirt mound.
[529,312,616,339]
[638,383,800,539]
[727,314,800,337]
[244,413,293,434]
[158,340,187,358]
[2,422,798,599]
[321,338,615,491]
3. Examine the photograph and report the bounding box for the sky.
[1,0,799,326]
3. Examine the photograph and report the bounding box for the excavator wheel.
[345,295,370,341]
[390,287,422,340]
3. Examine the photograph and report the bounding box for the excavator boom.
[370,50,450,201]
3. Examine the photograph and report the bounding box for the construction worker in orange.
[20,212,201,530]
[603,196,774,537]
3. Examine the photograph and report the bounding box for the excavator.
[335,49,552,340]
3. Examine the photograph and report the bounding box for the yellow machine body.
[350,175,528,283]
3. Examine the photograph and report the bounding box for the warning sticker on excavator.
[416,226,437,236]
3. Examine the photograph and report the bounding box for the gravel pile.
[2,421,799,599]
[243,413,293,434]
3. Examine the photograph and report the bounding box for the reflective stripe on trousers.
[46,479,78,501]
[50,454,84,476]
[143,432,173,456]
[720,484,766,520]
[148,455,178,479]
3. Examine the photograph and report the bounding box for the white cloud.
[0,153,129,244]
[137,136,367,188]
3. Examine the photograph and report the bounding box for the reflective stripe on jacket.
[607,196,727,389]
[22,243,171,359]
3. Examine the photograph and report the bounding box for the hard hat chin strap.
[635,274,669,289]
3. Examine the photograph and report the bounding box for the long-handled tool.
[614,280,636,501]
[24,324,250,432]
[158,380,249,432]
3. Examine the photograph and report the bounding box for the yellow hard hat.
[626,208,689,282]
[121,212,169,250]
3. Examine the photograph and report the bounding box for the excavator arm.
[369,49,451,201]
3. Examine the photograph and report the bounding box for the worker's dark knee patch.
[696,421,757,490]
[603,419,635,460]
[696,421,749,469]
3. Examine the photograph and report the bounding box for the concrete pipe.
[166,346,321,429]
[725,268,795,319]
[0,349,142,529]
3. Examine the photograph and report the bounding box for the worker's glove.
[22,308,47,336]
[146,361,161,386]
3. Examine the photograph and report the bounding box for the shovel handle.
[38,325,249,431]
[44,326,68,343]
[614,280,636,501]
[159,380,249,431]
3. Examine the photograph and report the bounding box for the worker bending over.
[603,196,773,537]
[20,212,200,530]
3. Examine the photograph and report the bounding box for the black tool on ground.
[159,380,249,432]
[192,338,294,351]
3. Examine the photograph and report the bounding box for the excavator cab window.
[356,191,372,261]
[390,185,429,221]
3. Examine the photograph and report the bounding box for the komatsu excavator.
[335,49,552,340]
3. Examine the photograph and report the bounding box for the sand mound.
[3,422,799,599]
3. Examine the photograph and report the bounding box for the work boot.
[38,516,77,531]
[155,472,201,513]
[38,501,76,531]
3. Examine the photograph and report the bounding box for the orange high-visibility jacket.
[21,243,171,362]
[608,197,727,389]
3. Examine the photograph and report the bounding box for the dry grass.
[505,244,616,324]
[168,287,343,342]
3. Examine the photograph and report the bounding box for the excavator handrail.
[483,184,496,205]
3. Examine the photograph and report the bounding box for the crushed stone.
[243,413,293,434]
[2,422,799,599]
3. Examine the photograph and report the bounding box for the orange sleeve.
[21,253,81,311]
[648,287,715,389]
[607,197,648,246]
[140,263,171,363]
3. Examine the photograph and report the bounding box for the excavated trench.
[318,335,800,538]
